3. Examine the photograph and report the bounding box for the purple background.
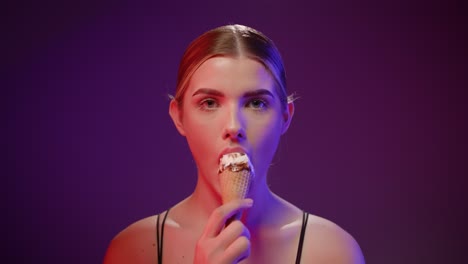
[6,0,466,263]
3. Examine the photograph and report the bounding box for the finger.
[217,219,251,248]
[225,211,242,227]
[223,236,251,263]
[201,199,253,238]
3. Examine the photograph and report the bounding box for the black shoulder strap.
[295,211,309,264]
[156,209,170,264]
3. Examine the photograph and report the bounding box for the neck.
[188,172,224,220]
[240,176,287,230]
[184,169,286,232]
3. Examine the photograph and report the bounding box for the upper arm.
[103,217,158,264]
[303,215,365,264]
[328,230,365,264]
[103,236,131,264]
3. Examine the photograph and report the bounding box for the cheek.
[248,114,283,161]
[183,112,221,159]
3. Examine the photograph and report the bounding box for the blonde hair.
[173,24,295,110]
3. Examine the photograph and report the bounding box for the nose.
[223,106,246,141]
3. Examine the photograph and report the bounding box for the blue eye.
[247,99,268,109]
[199,98,219,110]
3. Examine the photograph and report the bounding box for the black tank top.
[156,209,309,263]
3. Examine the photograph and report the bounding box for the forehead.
[186,56,275,96]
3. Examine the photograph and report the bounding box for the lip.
[218,147,249,162]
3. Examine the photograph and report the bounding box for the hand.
[193,199,253,264]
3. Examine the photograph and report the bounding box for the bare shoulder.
[103,214,159,264]
[302,214,365,264]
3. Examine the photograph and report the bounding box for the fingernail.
[245,198,254,206]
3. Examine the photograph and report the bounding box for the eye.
[199,98,219,110]
[247,99,268,110]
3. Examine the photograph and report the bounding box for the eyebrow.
[192,88,275,98]
[192,88,224,97]
[244,89,275,98]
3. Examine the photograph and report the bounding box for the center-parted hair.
[173,24,294,110]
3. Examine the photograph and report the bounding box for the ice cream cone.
[220,169,252,203]
[218,152,254,204]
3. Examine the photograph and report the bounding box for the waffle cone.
[219,169,252,204]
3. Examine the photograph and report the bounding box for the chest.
[161,225,303,264]
[240,237,301,264]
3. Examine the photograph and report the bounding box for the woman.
[104,24,365,264]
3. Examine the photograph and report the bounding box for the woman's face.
[170,56,293,193]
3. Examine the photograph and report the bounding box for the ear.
[169,99,186,136]
[281,101,295,135]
